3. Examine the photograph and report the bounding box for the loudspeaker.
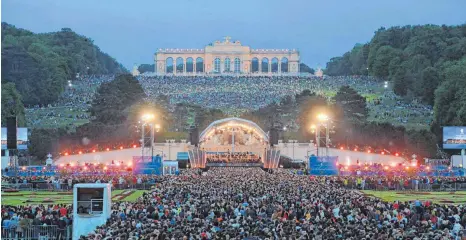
[189,127,199,146]
[6,117,17,150]
[269,128,278,146]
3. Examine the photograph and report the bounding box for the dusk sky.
[2,0,466,69]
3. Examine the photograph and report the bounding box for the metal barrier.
[341,181,466,192]
[1,225,71,240]
[2,182,157,192]
[1,183,34,191]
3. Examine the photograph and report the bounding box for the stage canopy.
[199,117,269,144]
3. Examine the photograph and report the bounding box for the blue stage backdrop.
[133,156,162,175]
[309,155,339,176]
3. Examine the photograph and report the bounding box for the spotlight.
[106,148,110,151]
[92,149,96,153]
[133,144,137,148]
[381,152,385,155]
[64,152,69,156]
[340,147,344,150]
[120,146,123,150]
[367,150,371,153]
[78,151,82,154]
[22,166,26,171]
[395,153,399,157]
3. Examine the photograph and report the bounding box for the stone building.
[154,37,300,75]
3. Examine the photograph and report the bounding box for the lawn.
[1,190,148,206]
[362,190,466,205]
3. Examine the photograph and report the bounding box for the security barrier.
[1,225,71,240]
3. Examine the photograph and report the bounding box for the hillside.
[1,22,127,105]
[325,24,466,129]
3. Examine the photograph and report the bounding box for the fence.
[1,225,72,240]
[341,181,466,192]
[1,182,158,191]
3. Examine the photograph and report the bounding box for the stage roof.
[199,117,268,142]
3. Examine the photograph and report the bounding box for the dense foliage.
[138,64,155,74]
[1,82,26,127]
[325,25,466,106]
[299,63,315,74]
[326,24,466,138]
[1,22,127,105]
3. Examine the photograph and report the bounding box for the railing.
[1,225,72,240]
[1,182,158,192]
[1,183,34,191]
[206,163,263,167]
[339,181,466,192]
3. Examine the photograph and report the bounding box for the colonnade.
[161,56,295,74]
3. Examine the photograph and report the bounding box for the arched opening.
[251,57,259,73]
[166,57,174,73]
[186,57,194,73]
[281,57,289,72]
[234,58,241,73]
[224,58,231,72]
[196,57,204,73]
[214,58,221,73]
[271,57,279,72]
[176,57,184,73]
[261,58,269,73]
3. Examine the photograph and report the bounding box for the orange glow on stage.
[106,148,110,151]
[92,149,96,153]
[119,146,123,150]
[64,152,69,156]
[78,151,82,154]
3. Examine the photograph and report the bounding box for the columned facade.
[154,37,300,75]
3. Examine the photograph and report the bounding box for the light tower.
[316,113,330,158]
[140,113,160,162]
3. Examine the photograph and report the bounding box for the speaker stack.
[6,117,17,150]
[269,127,279,146]
[189,126,199,146]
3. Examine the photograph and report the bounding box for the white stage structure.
[73,183,112,239]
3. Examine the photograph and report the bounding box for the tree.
[419,67,440,105]
[1,82,26,126]
[90,74,146,125]
[296,95,330,139]
[433,57,466,127]
[371,46,401,77]
[299,63,315,74]
[138,64,155,74]
[1,22,127,105]
[333,86,368,123]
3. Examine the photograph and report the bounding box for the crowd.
[25,75,115,128]
[137,75,382,113]
[75,168,465,239]
[1,174,163,190]
[2,168,466,239]
[1,204,73,239]
[206,152,261,164]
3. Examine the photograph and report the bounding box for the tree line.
[1,22,127,107]
[325,24,466,149]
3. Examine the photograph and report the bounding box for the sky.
[2,0,466,70]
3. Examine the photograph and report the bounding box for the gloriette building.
[154,37,300,75]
